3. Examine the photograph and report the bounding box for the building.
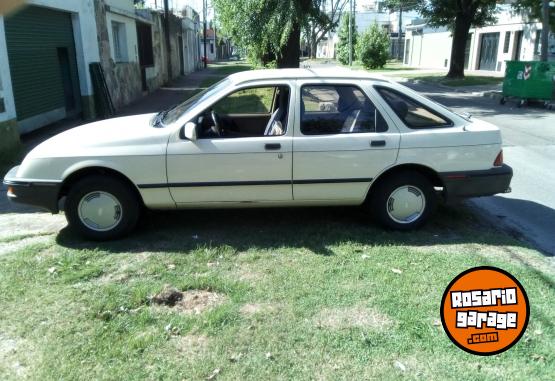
[0,0,201,152]
[315,8,419,60]
[403,5,555,72]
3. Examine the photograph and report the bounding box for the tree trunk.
[277,21,301,68]
[446,15,472,79]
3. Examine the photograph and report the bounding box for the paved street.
[400,80,555,256]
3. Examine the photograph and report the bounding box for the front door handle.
[265,143,281,150]
[370,140,386,147]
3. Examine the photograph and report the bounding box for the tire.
[65,175,140,240]
[499,97,506,105]
[368,171,437,230]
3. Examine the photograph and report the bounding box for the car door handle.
[265,143,281,150]
[370,140,386,147]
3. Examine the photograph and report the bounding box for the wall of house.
[404,7,552,73]
[95,0,142,110]
[0,0,100,139]
[0,18,19,152]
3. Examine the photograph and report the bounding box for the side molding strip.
[137,178,373,189]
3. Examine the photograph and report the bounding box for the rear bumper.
[440,164,513,203]
[3,166,61,213]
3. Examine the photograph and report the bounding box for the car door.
[166,82,294,205]
[293,81,400,201]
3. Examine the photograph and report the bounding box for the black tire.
[367,171,437,230]
[65,175,140,240]
[499,97,506,105]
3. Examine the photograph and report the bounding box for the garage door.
[4,5,81,132]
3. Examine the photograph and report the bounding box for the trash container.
[501,61,555,107]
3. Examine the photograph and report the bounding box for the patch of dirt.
[0,235,52,257]
[0,213,66,241]
[151,285,225,315]
[314,306,393,330]
[0,333,33,379]
[240,303,280,316]
[172,334,209,357]
[231,263,266,283]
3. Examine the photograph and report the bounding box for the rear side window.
[301,85,388,135]
[376,87,452,129]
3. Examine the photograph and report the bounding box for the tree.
[213,0,313,68]
[420,0,498,78]
[381,0,423,60]
[357,23,390,69]
[512,0,555,61]
[336,11,357,65]
[303,0,348,59]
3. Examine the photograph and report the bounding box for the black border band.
[137,177,373,189]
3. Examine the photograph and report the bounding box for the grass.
[394,73,504,87]
[0,205,554,380]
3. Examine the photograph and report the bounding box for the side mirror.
[183,122,197,141]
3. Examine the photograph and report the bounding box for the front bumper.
[440,164,513,203]
[3,166,61,213]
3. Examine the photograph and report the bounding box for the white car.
[3,68,512,240]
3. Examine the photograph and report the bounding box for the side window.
[213,87,275,114]
[376,87,452,129]
[301,85,388,135]
[197,85,289,139]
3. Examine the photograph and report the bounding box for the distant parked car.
[4,68,512,240]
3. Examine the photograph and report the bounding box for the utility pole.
[348,0,353,66]
[163,0,172,77]
[203,0,208,68]
[398,6,403,61]
[540,0,549,61]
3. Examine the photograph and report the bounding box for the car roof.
[228,67,392,85]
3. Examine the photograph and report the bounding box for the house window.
[503,31,511,53]
[111,21,128,62]
[534,30,542,55]
[210,41,214,54]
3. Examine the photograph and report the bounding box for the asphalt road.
[402,80,555,257]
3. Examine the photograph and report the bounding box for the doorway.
[478,32,500,71]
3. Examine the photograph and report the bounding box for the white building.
[403,5,555,72]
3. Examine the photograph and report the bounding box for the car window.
[375,86,452,129]
[300,85,388,135]
[196,85,290,139]
[213,87,275,114]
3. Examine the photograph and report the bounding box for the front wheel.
[368,172,437,230]
[65,176,140,240]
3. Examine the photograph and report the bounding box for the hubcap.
[77,191,123,232]
[386,185,426,224]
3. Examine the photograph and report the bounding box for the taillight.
[493,150,503,167]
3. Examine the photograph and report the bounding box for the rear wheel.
[368,171,437,230]
[65,175,140,240]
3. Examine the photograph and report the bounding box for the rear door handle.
[370,140,386,147]
[265,143,281,150]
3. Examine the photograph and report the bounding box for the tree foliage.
[303,0,348,58]
[420,0,498,78]
[381,0,422,12]
[512,0,555,33]
[213,0,313,67]
[357,23,390,69]
[336,12,357,65]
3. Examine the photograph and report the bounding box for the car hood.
[27,113,171,159]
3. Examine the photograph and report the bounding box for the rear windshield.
[375,86,453,129]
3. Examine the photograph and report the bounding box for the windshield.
[162,78,231,125]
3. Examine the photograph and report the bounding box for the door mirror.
[183,122,197,141]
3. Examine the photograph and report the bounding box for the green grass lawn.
[395,73,504,87]
[1,205,554,380]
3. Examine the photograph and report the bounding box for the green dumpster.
[501,61,555,106]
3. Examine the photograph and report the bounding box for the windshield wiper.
[152,110,169,127]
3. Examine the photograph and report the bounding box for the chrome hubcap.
[386,185,426,224]
[78,191,123,232]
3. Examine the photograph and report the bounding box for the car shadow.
[54,203,533,257]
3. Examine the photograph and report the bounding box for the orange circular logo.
[440,267,529,355]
